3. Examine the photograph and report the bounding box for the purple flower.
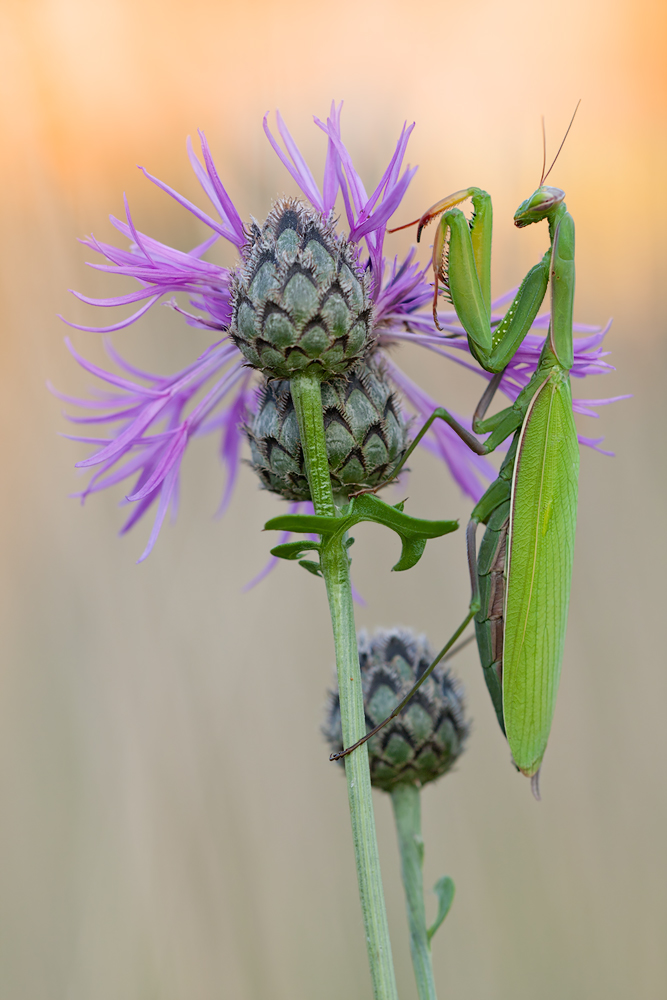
[57,104,623,562]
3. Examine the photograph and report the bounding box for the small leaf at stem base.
[427,876,455,942]
[298,559,322,577]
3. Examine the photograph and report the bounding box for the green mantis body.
[468,347,578,782]
[419,183,579,781]
[334,182,579,785]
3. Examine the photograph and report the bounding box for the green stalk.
[390,784,438,1000]
[290,371,399,1000]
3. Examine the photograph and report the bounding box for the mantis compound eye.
[513,186,565,227]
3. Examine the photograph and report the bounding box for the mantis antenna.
[540,100,582,186]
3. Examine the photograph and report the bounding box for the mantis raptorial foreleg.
[393,187,552,368]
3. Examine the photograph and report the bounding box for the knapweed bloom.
[56,104,623,562]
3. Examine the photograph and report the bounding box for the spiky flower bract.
[324,628,469,791]
[56,104,624,562]
[231,199,373,379]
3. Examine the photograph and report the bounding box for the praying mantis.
[333,123,582,792]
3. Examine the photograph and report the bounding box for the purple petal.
[61,295,161,333]
[192,132,245,246]
[263,112,324,210]
[321,101,342,213]
[127,430,187,501]
[314,113,368,218]
[350,166,418,241]
[577,435,615,456]
[138,166,237,242]
[64,338,164,397]
[136,464,181,563]
[216,380,251,517]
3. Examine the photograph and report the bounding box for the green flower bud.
[324,628,469,791]
[246,360,409,501]
[230,199,374,380]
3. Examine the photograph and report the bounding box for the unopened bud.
[324,628,469,791]
[246,360,409,501]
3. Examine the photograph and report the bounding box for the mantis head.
[513,186,565,228]
[514,103,578,229]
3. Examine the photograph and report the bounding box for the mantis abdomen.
[503,372,579,777]
[471,369,579,778]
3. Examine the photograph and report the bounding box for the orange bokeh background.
[0,2,665,998]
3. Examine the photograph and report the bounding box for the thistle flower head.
[231,199,373,379]
[324,628,469,791]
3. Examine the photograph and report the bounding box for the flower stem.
[290,371,399,1000]
[390,783,438,1000]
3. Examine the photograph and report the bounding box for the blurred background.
[1,0,665,997]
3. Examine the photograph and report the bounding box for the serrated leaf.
[427,876,455,942]
[347,495,458,571]
[265,494,458,572]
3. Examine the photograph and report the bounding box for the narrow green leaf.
[427,876,455,942]
[298,559,322,577]
[265,513,340,535]
[270,540,321,561]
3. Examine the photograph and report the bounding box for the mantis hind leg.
[468,426,523,734]
[472,501,510,734]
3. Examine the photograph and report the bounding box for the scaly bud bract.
[324,628,469,791]
[246,360,409,501]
